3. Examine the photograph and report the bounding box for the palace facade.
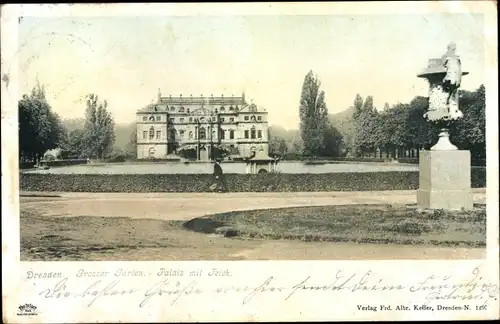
[136,91,269,160]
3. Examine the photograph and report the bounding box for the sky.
[18,13,485,129]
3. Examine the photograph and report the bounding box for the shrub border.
[20,169,486,193]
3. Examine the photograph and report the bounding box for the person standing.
[212,159,226,192]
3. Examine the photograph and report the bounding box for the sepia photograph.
[2,2,498,323]
[17,8,488,262]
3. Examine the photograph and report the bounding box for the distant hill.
[61,118,135,152]
[268,125,300,142]
[114,122,136,151]
[328,106,355,135]
[268,108,357,155]
[328,107,356,154]
[61,117,85,133]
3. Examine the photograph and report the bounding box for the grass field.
[184,204,486,247]
[20,204,486,261]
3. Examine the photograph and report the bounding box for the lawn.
[20,204,486,261]
[184,204,486,247]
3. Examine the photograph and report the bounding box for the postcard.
[2,2,498,322]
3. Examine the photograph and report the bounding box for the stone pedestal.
[417,150,473,210]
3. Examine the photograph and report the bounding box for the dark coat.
[213,163,223,177]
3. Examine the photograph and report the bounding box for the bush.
[39,159,88,167]
[19,168,486,192]
[281,155,390,163]
[20,162,36,170]
[105,154,127,163]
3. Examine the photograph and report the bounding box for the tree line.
[269,70,486,160]
[20,76,485,164]
[19,82,116,163]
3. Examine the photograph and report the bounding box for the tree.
[359,96,375,155]
[322,124,344,157]
[269,135,289,157]
[325,85,485,161]
[406,96,436,153]
[81,94,116,159]
[450,85,486,158]
[125,128,137,159]
[290,134,304,156]
[352,94,364,119]
[268,136,282,156]
[18,82,64,163]
[60,129,85,159]
[351,94,380,157]
[299,70,329,156]
[278,138,288,156]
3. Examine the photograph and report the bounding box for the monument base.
[417,150,473,210]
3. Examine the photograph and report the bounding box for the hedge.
[20,162,36,170]
[19,169,486,192]
[40,159,88,167]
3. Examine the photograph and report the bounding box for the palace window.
[220,106,225,111]
[156,130,161,140]
[220,130,225,139]
[212,117,216,121]
[149,127,155,139]
[244,116,249,121]
[251,115,256,121]
[143,131,147,139]
[230,130,235,139]
[251,128,256,139]
[179,130,185,139]
[230,117,234,122]
[156,116,161,121]
[189,131,193,139]
[189,117,193,122]
[180,118,184,123]
[199,127,207,140]
[170,118,175,123]
[149,116,155,121]
[257,116,262,121]
[257,130,262,138]
[221,117,225,122]
[179,107,185,112]
[229,106,234,110]
[142,116,147,121]
[170,106,175,112]
[245,130,249,139]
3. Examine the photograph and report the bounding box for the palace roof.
[136,93,267,114]
[159,95,245,106]
[137,104,167,113]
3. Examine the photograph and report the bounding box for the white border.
[2,2,498,322]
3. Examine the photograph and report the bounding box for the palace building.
[136,90,269,160]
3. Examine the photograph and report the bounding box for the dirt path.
[20,190,487,261]
[20,189,486,221]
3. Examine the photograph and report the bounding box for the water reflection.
[23,161,419,175]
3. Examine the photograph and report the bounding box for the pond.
[22,161,419,174]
